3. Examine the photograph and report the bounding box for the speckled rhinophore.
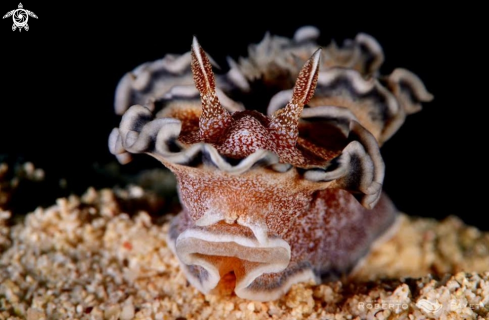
[109,27,432,301]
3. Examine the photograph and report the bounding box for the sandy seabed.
[1,177,489,319]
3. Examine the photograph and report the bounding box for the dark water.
[1,4,487,230]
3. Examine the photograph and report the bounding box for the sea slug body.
[109,26,432,301]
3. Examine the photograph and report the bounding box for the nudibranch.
[109,27,432,301]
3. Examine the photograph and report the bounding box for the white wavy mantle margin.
[109,105,384,208]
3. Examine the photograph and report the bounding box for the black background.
[1,4,487,229]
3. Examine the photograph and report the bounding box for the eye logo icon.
[3,3,37,32]
[416,299,442,315]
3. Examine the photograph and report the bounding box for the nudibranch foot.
[168,188,396,301]
[110,27,432,301]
